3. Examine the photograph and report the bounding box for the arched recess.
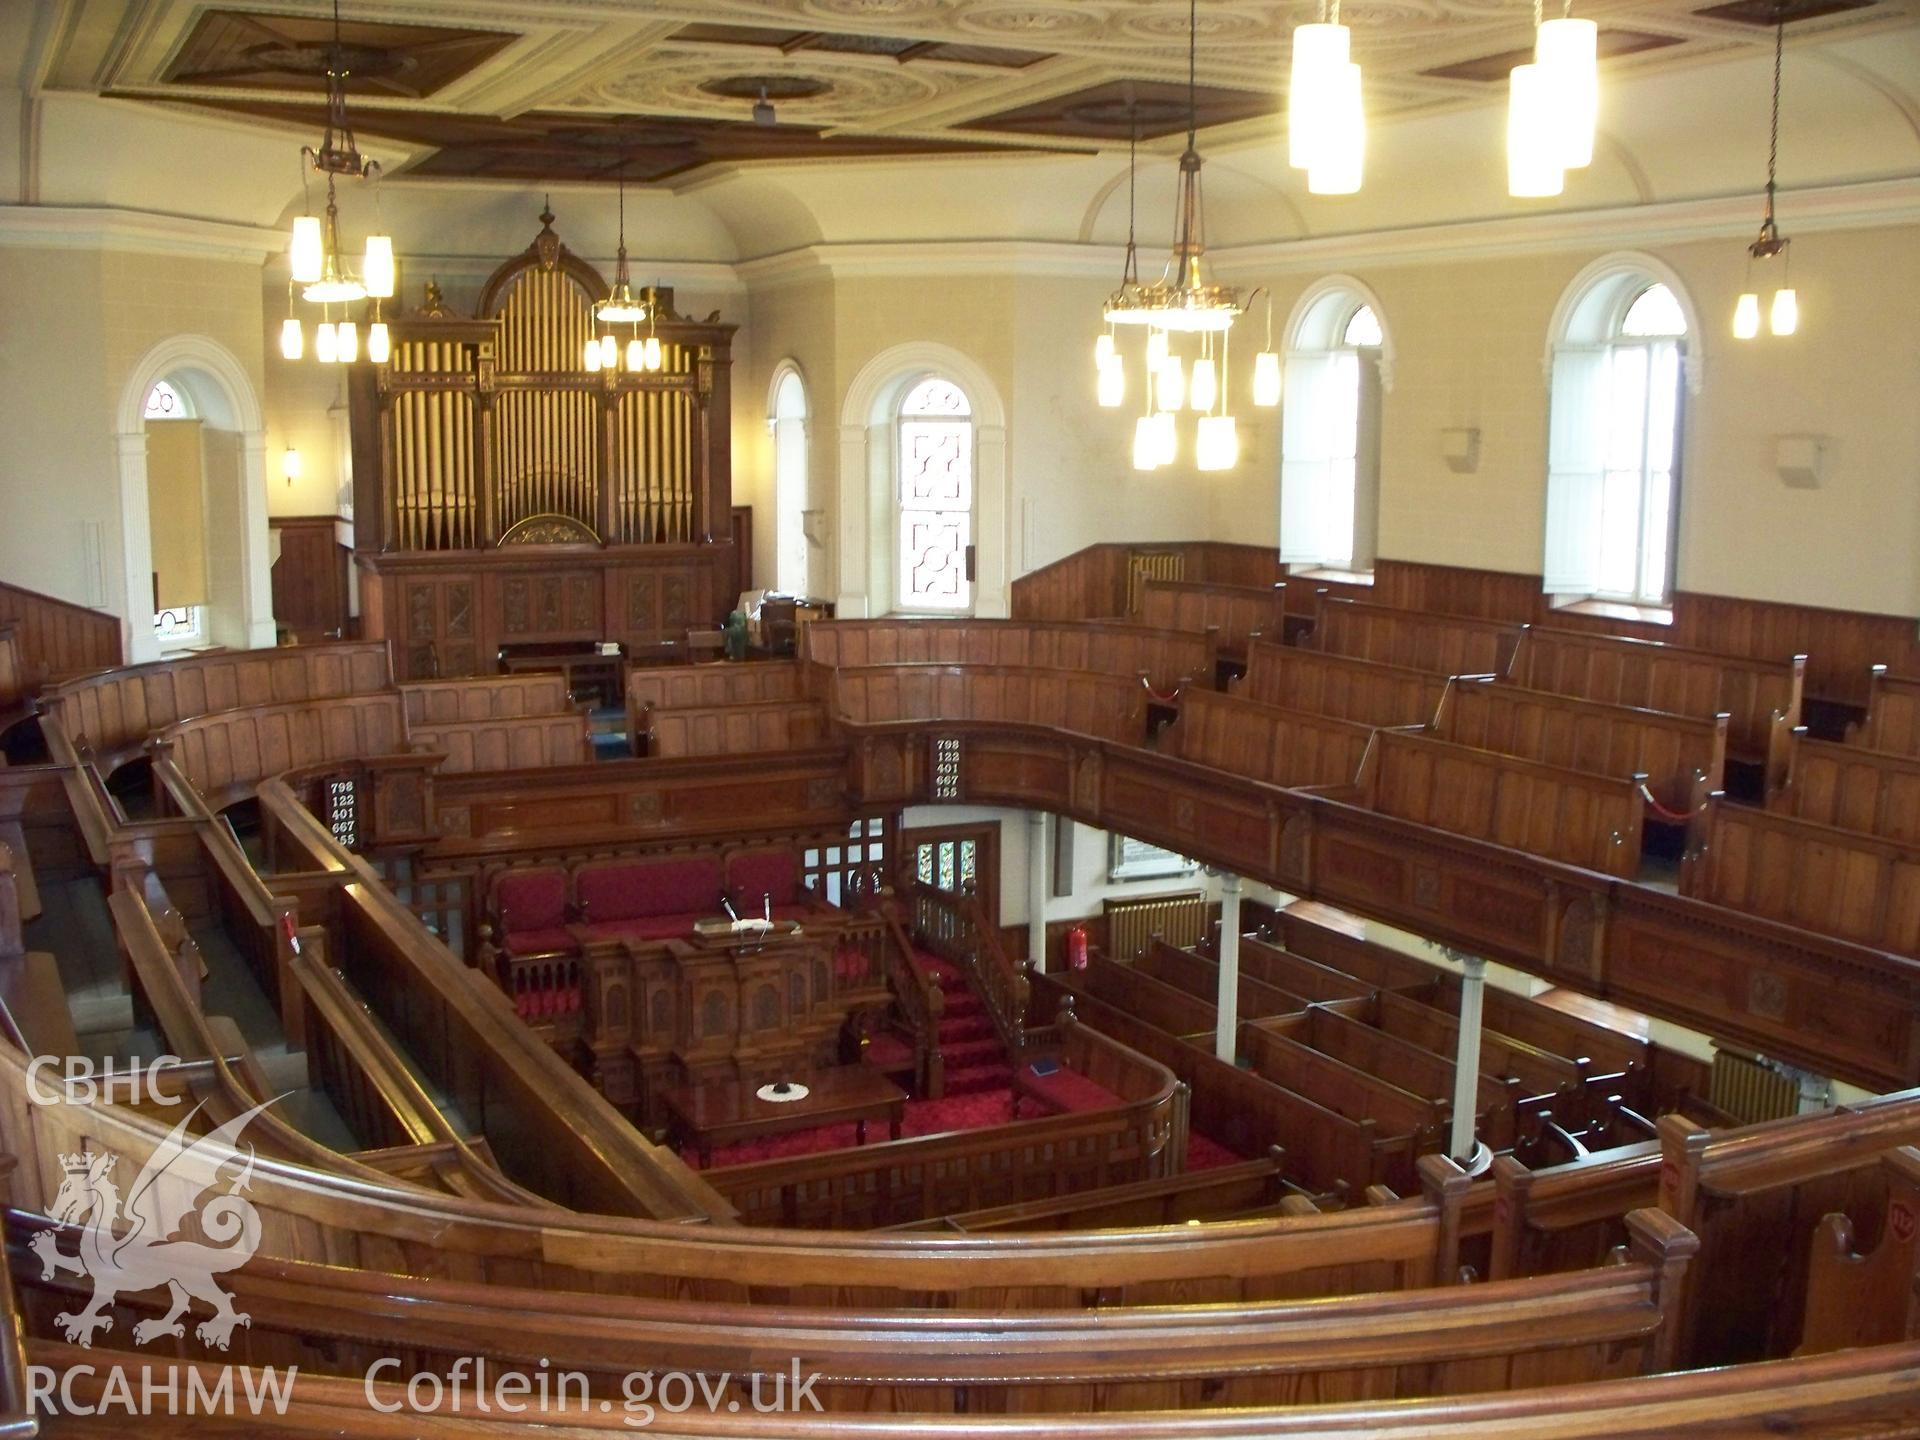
[768,361,813,598]
[838,342,1009,619]
[1547,250,1705,394]
[114,335,274,661]
[1278,275,1393,574]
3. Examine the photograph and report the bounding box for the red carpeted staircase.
[917,951,1011,1096]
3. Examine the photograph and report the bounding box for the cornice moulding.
[0,204,284,261]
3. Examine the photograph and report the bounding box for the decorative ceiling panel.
[160,8,516,100]
[965,78,1278,141]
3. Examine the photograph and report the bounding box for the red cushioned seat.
[1019,1064,1120,1114]
[494,867,569,933]
[502,926,577,956]
[576,857,724,925]
[726,849,801,911]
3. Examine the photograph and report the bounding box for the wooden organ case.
[349,210,737,680]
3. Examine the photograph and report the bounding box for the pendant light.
[1536,6,1598,170]
[1507,59,1564,197]
[1290,0,1365,193]
[1734,9,1797,339]
[1103,103,1154,331]
[587,169,649,370]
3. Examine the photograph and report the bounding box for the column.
[1450,953,1488,1164]
[1027,811,1048,972]
[1791,1066,1834,1114]
[1215,872,1242,1063]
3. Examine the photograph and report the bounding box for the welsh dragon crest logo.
[28,1098,276,1350]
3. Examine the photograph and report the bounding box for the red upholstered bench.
[1011,1059,1121,1117]
[574,855,725,943]
[724,847,812,923]
[490,865,576,958]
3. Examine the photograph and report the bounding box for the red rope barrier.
[1638,783,1698,825]
[1142,678,1182,705]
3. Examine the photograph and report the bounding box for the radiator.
[1126,550,1186,616]
[1709,1048,1800,1124]
[1104,891,1207,961]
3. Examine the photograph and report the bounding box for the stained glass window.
[153,606,202,644]
[897,377,973,613]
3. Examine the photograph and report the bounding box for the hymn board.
[348,210,737,680]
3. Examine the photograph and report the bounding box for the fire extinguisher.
[1066,925,1089,971]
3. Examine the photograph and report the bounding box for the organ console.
[349,208,738,680]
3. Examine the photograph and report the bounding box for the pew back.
[1780,735,1920,845]
[154,693,407,806]
[1162,691,1376,790]
[645,700,831,759]
[1239,640,1450,728]
[1310,597,1525,676]
[409,712,594,772]
[806,619,1212,692]
[1135,579,1285,659]
[1853,667,1920,757]
[400,673,571,723]
[828,664,1148,742]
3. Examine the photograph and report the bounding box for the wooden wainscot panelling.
[959,731,1079,811]
[1104,746,1281,878]
[427,752,850,855]
[1604,887,1920,1091]
[850,732,918,805]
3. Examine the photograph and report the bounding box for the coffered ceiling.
[31,0,1919,184]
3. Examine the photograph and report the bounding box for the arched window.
[769,367,810,597]
[895,376,973,613]
[1280,282,1389,575]
[143,380,192,420]
[1545,264,1692,605]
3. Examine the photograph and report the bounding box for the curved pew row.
[1237,640,1451,728]
[6,1208,1694,1414]
[828,664,1154,743]
[806,618,1215,693]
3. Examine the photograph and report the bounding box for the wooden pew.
[1435,677,1724,813]
[1797,1146,1920,1356]
[1238,639,1450,728]
[806,618,1213,693]
[1360,728,1646,878]
[1778,734,1920,844]
[893,1155,1292,1231]
[1075,951,1220,1036]
[41,640,393,772]
[1137,939,1312,1017]
[409,711,595,772]
[1263,908,1447,994]
[149,693,408,806]
[8,1210,1695,1412]
[0,576,121,687]
[1852,666,1920,757]
[1309,596,1526,676]
[1134,578,1286,663]
[626,661,806,751]
[827,664,1150,744]
[1681,795,1920,955]
[1261,1002,1526,1149]
[1238,1020,1442,1192]
[1370,990,1590,1115]
[1160,691,1376,791]
[0,627,28,735]
[1508,628,1803,794]
[644,699,831,758]
[1233,935,1375,1004]
[400,673,572,723]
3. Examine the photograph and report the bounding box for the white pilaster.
[1451,954,1488,1163]
[1216,872,1243,1063]
[1026,810,1048,972]
[238,431,278,649]
[113,432,160,663]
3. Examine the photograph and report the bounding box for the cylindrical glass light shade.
[1307,63,1365,195]
[279,317,303,361]
[1146,330,1170,369]
[281,447,302,482]
[1097,358,1126,408]
[599,334,618,369]
[1132,415,1160,471]
[1770,288,1798,336]
[1196,415,1240,472]
[584,337,603,372]
[1732,292,1761,339]
[1188,356,1218,412]
[1156,357,1186,413]
[644,336,663,371]
[627,338,645,371]
[362,235,396,299]
[1153,411,1178,466]
[315,322,338,364]
[1289,23,1351,170]
[1535,18,1598,170]
[290,216,323,285]
[367,322,391,364]
[1508,64,1565,198]
[1252,350,1282,407]
[336,321,358,364]
[1095,333,1117,368]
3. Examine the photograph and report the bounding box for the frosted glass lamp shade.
[627,338,645,371]
[1289,23,1351,170]
[315,322,338,365]
[1733,292,1761,339]
[1189,356,1218,412]
[1095,333,1117,368]
[367,322,391,364]
[644,337,663,371]
[1132,416,1160,471]
[599,334,618,369]
[290,216,323,284]
[336,321,358,364]
[281,447,302,482]
[362,235,396,299]
[1306,63,1365,195]
[1196,415,1239,472]
[1770,288,1798,336]
[1535,18,1598,170]
[1508,64,1565,198]
[1097,358,1126,408]
[279,318,303,361]
[1252,351,1282,407]
[584,338,603,372]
